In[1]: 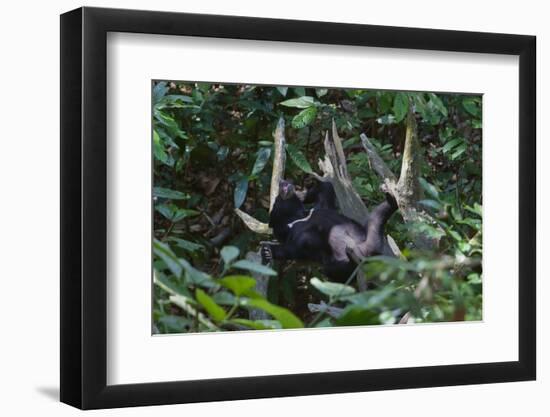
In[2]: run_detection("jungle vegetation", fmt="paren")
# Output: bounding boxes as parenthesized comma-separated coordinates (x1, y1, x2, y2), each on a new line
(152, 81, 482, 333)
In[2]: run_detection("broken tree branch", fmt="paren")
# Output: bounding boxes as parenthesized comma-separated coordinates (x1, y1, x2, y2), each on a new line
(360, 106, 441, 250)
(360, 134, 397, 183)
(386, 234, 405, 259)
(235, 117, 287, 234)
(270, 117, 287, 212)
(397, 108, 422, 207)
(315, 122, 397, 258)
(234, 209, 271, 234)
(316, 120, 370, 224)
(331, 119, 350, 179)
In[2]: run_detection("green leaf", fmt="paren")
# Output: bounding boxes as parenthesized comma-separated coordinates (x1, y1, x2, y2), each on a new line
(458, 241, 472, 253)
(156, 127, 182, 148)
(158, 315, 190, 332)
(315, 88, 328, 98)
(451, 143, 468, 160)
(155, 94, 196, 111)
(229, 319, 274, 330)
(153, 130, 169, 165)
(155, 204, 199, 222)
(467, 273, 482, 284)
(232, 260, 277, 276)
(457, 218, 482, 229)
(168, 294, 198, 313)
(336, 305, 380, 326)
(462, 98, 481, 117)
(212, 291, 238, 306)
(378, 311, 397, 325)
(276, 86, 288, 97)
(448, 229, 462, 241)
(441, 138, 463, 153)
(376, 114, 396, 125)
(180, 258, 216, 288)
(153, 187, 188, 200)
(154, 109, 185, 139)
(428, 93, 448, 117)
(293, 87, 306, 96)
(358, 107, 376, 119)
(393, 93, 409, 123)
(158, 94, 193, 104)
(279, 96, 316, 108)
(378, 91, 393, 113)
(419, 199, 442, 211)
(286, 144, 313, 174)
(220, 246, 240, 266)
(419, 178, 439, 199)
(168, 237, 205, 253)
(256, 320, 283, 329)
(465, 203, 482, 217)
(153, 239, 182, 278)
(238, 288, 264, 300)
(251, 147, 272, 176)
(412, 93, 442, 125)
(154, 271, 192, 298)
(314, 318, 333, 328)
(195, 289, 226, 321)
(234, 177, 249, 209)
(310, 277, 356, 298)
(152, 81, 169, 104)
(342, 285, 395, 309)
(175, 209, 199, 222)
(243, 298, 304, 328)
(155, 204, 174, 221)
(291, 106, 318, 129)
(220, 275, 258, 296)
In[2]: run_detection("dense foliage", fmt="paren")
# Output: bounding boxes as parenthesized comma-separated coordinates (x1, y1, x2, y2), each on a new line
(152, 81, 482, 333)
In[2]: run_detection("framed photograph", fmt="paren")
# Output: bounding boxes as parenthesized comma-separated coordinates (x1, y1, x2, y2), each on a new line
(60, 6, 536, 409)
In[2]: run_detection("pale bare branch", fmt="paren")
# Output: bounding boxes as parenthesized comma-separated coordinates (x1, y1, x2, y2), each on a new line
(270, 117, 287, 212)
(360, 108, 440, 250)
(360, 133, 397, 183)
(396, 108, 422, 207)
(386, 234, 405, 259)
(235, 117, 286, 234)
(234, 208, 271, 234)
(318, 125, 370, 224)
(331, 119, 349, 179)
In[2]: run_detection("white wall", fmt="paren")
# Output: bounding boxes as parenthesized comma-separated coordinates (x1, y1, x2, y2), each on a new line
(0, 0, 545, 415)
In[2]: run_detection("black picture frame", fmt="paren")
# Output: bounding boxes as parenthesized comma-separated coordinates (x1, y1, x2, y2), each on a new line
(60, 6, 536, 410)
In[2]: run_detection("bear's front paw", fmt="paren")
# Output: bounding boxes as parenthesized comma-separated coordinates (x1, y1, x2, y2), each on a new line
(260, 244, 273, 265)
